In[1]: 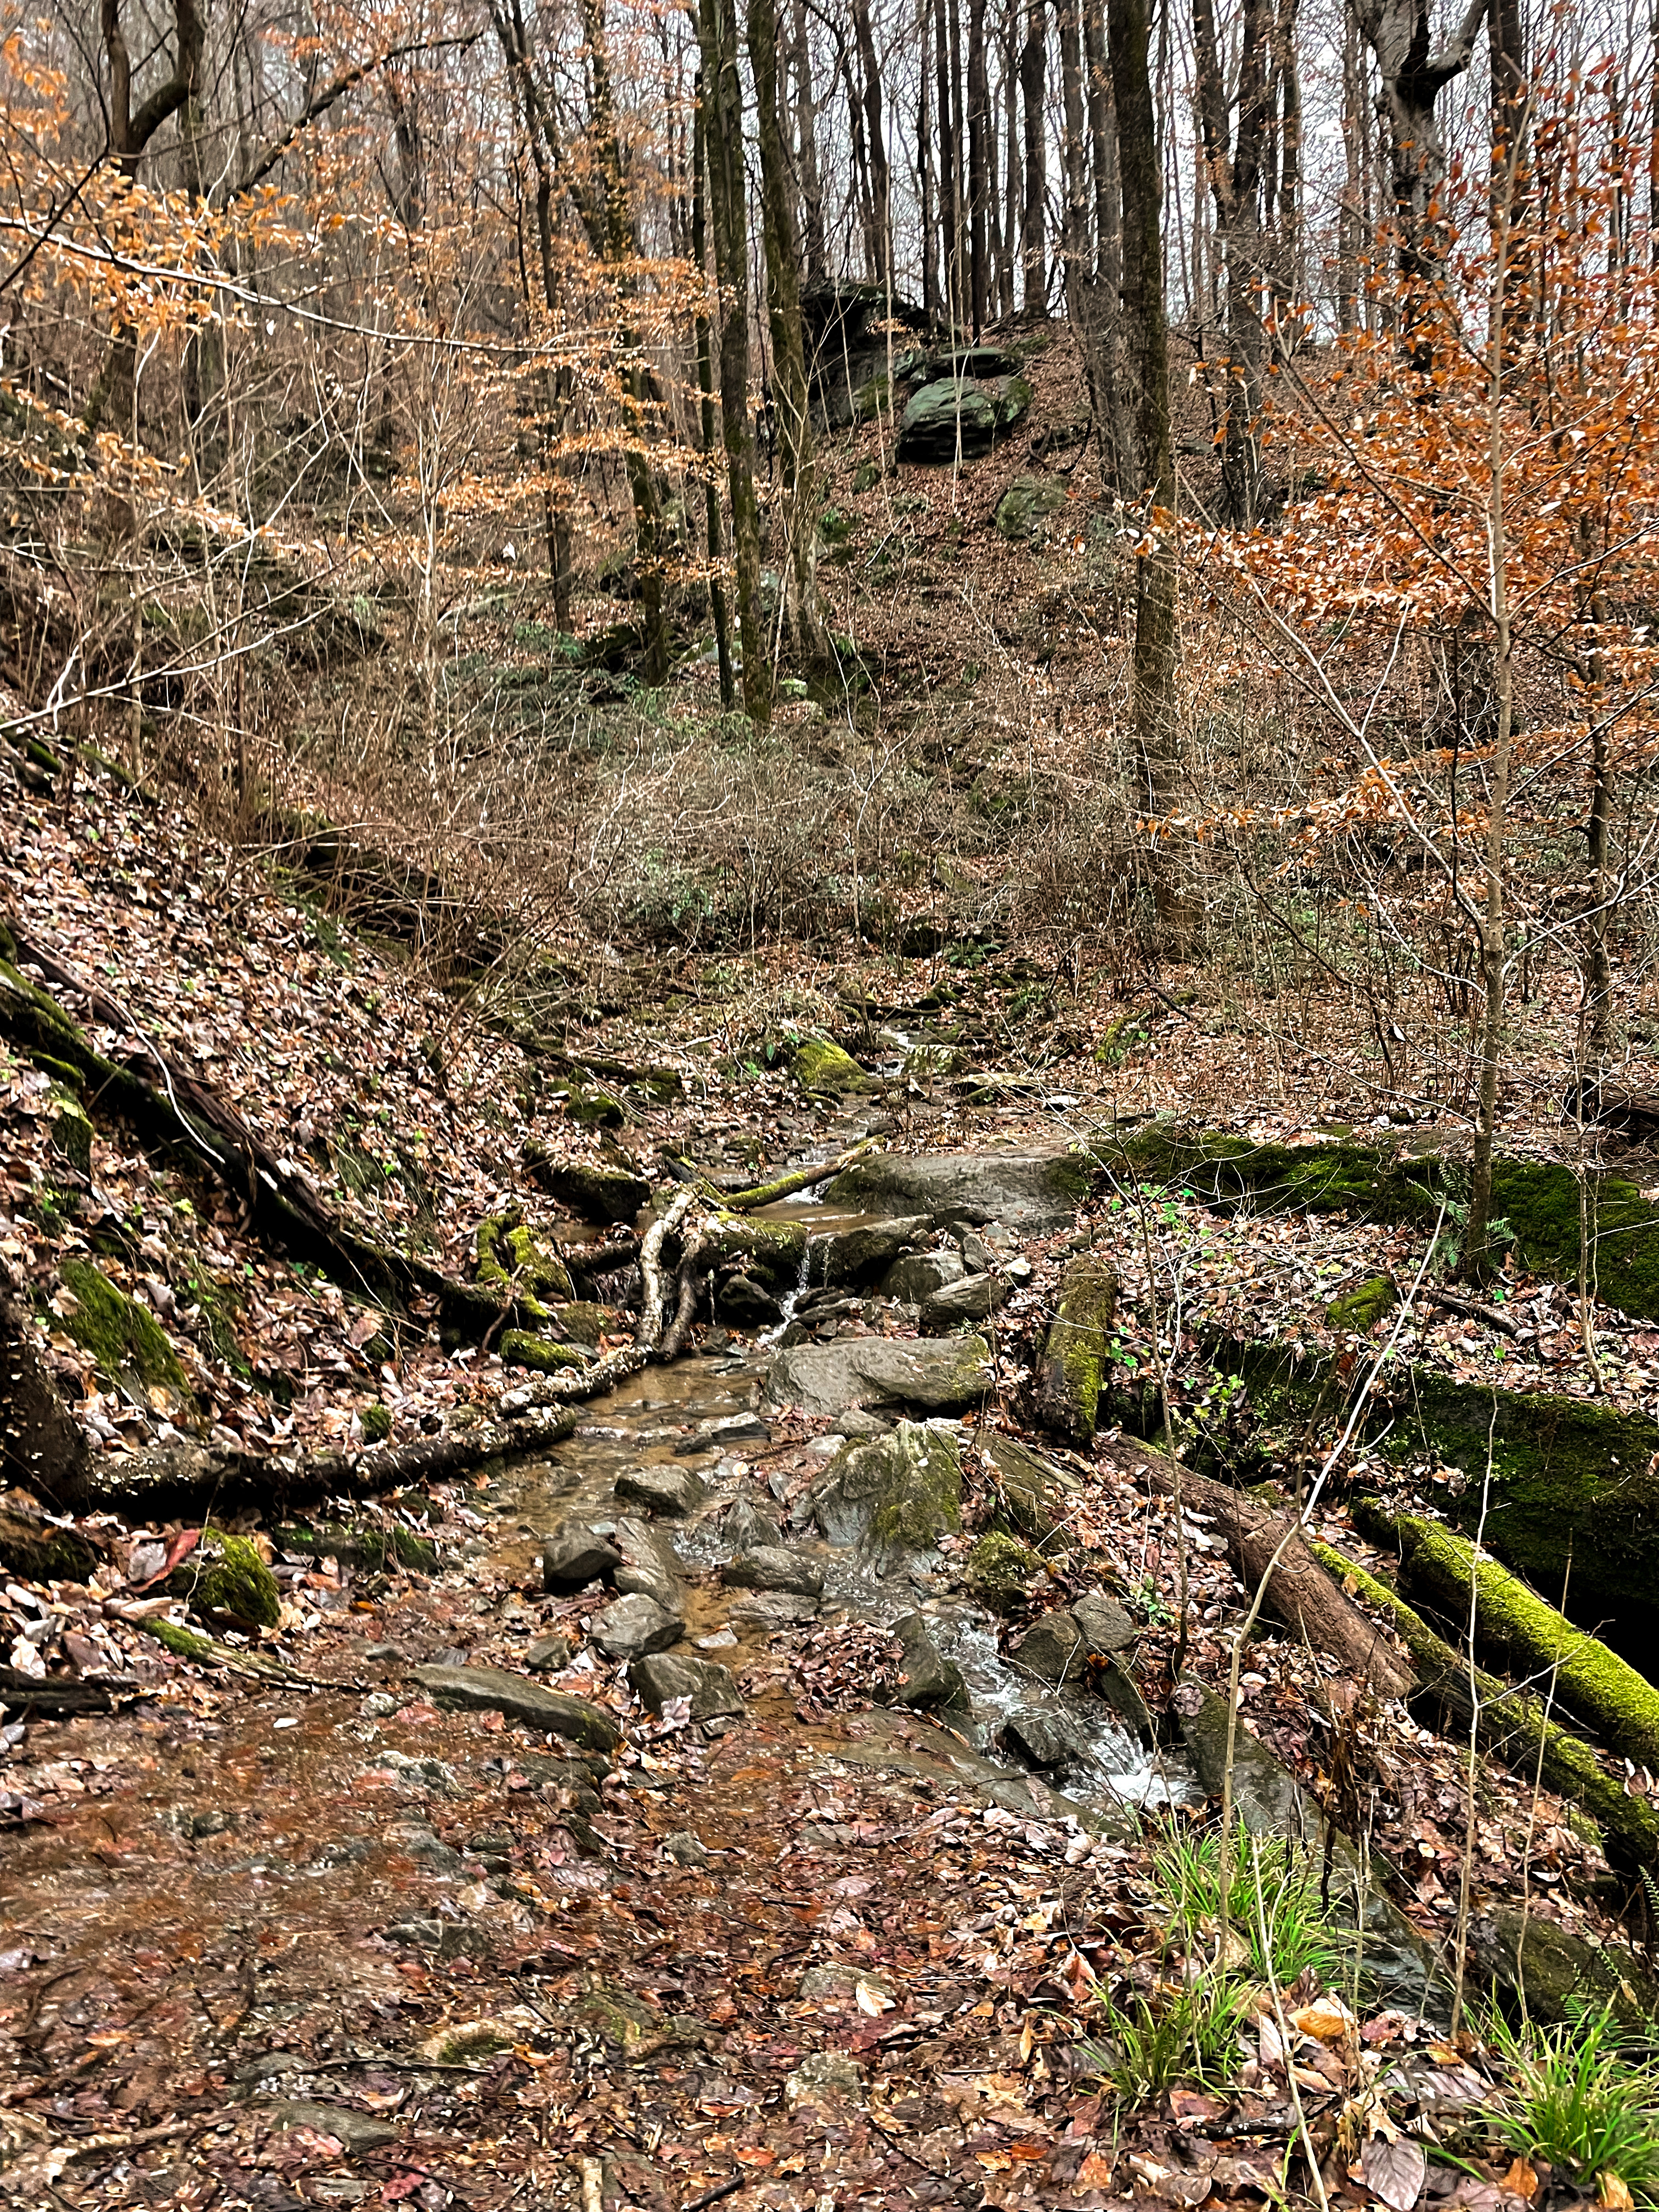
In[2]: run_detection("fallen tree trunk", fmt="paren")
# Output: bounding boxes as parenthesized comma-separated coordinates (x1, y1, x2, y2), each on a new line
(0, 921, 503, 1341)
(1307, 1539, 1659, 1873)
(713, 1138, 878, 1212)
(1376, 1509, 1659, 1775)
(1099, 1438, 1415, 1700)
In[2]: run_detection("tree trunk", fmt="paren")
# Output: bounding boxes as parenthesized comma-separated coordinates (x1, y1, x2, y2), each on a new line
(1192, 0, 1268, 524)
(999, 6, 1019, 317)
(936, 0, 962, 326)
(967, 0, 992, 331)
(692, 75, 736, 710)
(749, 0, 829, 663)
(1353, 0, 1489, 321)
(1081, 0, 1133, 488)
(789, 0, 829, 283)
(1338, 2, 1363, 334)
(851, 0, 892, 286)
(698, 0, 771, 721)
(1019, 0, 1048, 307)
(1108, 0, 1184, 929)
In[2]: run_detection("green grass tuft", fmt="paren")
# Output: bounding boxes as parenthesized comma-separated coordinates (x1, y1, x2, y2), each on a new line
(1484, 2006, 1659, 2206)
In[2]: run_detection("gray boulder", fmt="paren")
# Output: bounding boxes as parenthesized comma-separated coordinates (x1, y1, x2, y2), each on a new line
(614, 1464, 706, 1519)
(1073, 1589, 1136, 1655)
(824, 1151, 1090, 1232)
(1008, 1611, 1087, 1686)
(817, 1217, 933, 1288)
(542, 1521, 623, 1592)
(881, 1250, 965, 1303)
(728, 1589, 820, 1628)
(408, 1664, 620, 1752)
(610, 1515, 683, 1610)
(808, 1420, 962, 1568)
(723, 1546, 825, 1598)
(919, 1272, 1008, 1334)
(999, 1707, 1097, 1773)
(895, 375, 1031, 462)
(724, 1497, 783, 1551)
(765, 1333, 992, 1417)
(994, 475, 1069, 543)
(591, 1592, 682, 1658)
(630, 1651, 746, 1720)
(891, 1612, 966, 1708)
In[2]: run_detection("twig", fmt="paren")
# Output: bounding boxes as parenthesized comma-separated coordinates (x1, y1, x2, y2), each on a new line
(1424, 1288, 1527, 1341)
(681, 2177, 747, 2212)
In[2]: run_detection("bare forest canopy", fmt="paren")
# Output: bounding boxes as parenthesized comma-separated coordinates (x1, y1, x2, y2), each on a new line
(2, 0, 1659, 1268)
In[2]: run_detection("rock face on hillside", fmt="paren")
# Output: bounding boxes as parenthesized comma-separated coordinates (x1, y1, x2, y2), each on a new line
(896, 376, 1032, 461)
(825, 1152, 1089, 1231)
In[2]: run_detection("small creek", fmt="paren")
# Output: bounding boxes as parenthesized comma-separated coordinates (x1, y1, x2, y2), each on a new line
(478, 1344, 1196, 1827)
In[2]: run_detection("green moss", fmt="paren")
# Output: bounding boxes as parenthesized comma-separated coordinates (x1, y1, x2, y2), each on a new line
(476, 1216, 574, 1314)
(1041, 1256, 1119, 1437)
(274, 1518, 437, 1574)
(566, 1087, 624, 1130)
(794, 1035, 873, 1096)
(501, 1329, 591, 1375)
(523, 1152, 650, 1225)
(1325, 1274, 1398, 1330)
(146, 1617, 218, 1662)
(50, 1091, 93, 1177)
(869, 1426, 963, 1551)
(1393, 1516, 1659, 1772)
(360, 1400, 393, 1443)
(57, 1259, 189, 1407)
(168, 1526, 281, 1630)
(965, 1530, 1041, 1600)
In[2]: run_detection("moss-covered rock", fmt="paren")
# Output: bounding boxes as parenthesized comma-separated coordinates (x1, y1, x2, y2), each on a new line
(566, 1087, 625, 1130)
(57, 1259, 189, 1410)
(980, 1432, 1078, 1543)
(809, 1420, 963, 1568)
(500, 1329, 591, 1375)
(794, 1035, 874, 1096)
(965, 1530, 1042, 1601)
(274, 1517, 438, 1575)
(475, 1217, 574, 1312)
(994, 476, 1069, 543)
(523, 1150, 650, 1224)
(50, 1090, 93, 1177)
(1465, 1905, 1659, 2028)
(1037, 1255, 1119, 1438)
(360, 1400, 393, 1444)
(168, 1526, 281, 1629)
(1110, 1125, 1659, 1322)
(1325, 1274, 1398, 1330)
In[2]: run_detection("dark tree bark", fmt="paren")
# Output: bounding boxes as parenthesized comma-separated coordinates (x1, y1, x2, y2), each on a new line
(1108, 0, 1184, 932)
(789, 0, 830, 283)
(749, 0, 829, 661)
(1353, 0, 1490, 301)
(1018, 0, 1048, 307)
(1193, 0, 1269, 522)
(697, 0, 771, 721)
(1338, 0, 1364, 334)
(692, 74, 736, 709)
(851, 0, 892, 285)
(967, 0, 992, 330)
(935, 0, 962, 325)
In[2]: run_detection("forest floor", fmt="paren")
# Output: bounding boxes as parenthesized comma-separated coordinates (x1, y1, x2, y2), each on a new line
(1, 738, 1656, 2212)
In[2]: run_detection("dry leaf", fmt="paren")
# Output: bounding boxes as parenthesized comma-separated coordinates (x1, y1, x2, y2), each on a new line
(1599, 2175, 1633, 2211)
(1362, 2134, 1427, 2211)
(1079, 2152, 1116, 2190)
(854, 1978, 894, 2017)
(1500, 2159, 1537, 2200)
(1292, 1997, 1356, 2043)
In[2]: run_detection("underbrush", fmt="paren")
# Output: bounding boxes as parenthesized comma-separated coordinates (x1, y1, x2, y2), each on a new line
(1483, 2006, 1659, 2208)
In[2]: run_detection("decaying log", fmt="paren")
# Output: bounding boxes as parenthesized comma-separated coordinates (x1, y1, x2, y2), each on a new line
(1307, 1539, 1659, 1872)
(1097, 1436, 1415, 1701)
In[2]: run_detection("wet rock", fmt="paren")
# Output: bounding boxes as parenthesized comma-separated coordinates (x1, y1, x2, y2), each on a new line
(881, 1250, 965, 1302)
(715, 1274, 781, 1327)
(817, 1217, 933, 1288)
(261, 2101, 402, 2151)
(1072, 1589, 1136, 1655)
(728, 1589, 820, 1628)
(542, 1520, 623, 1591)
(824, 1150, 1091, 1232)
(724, 1497, 783, 1550)
(919, 1271, 1008, 1334)
(679, 1411, 771, 1454)
(1092, 1657, 1154, 1740)
(630, 1650, 746, 1719)
(614, 1464, 707, 1518)
(999, 1708, 1097, 1773)
(765, 1334, 992, 1417)
(524, 1633, 577, 1672)
(408, 1664, 620, 1751)
(1008, 1611, 1087, 1686)
(890, 1611, 966, 1707)
(808, 1419, 963, 1568)
(609, 1515, 684, 1609)
(723, 1546, 825, 1598)
(591, 1592, 682, 1658)
(830, 1407, 893, 1438)
(964, 1530, 1042, 1604)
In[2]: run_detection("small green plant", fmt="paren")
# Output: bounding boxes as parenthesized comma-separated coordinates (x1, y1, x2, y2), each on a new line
(1091, 1976, 1245, 2103)
(1483, 2006, 1659, 2207)
(1153, 1824, 1346, 1990)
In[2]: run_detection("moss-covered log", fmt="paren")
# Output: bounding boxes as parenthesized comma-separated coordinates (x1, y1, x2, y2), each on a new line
(712, 1137, 878, 1211)
(1381, 1513, 1659, 1774)
(1098, 1438, 1414, 1699)
(1307, 1540, 1659, 1872)
(1036, 1255, 1119, 1440)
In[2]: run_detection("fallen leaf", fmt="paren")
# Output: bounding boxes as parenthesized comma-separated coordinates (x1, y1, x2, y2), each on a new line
(1501, 2159, 1537, 2201)
(1362, 2134, 1427, 2211)
(1079, 2152, 1117, 2190)
(855, 1979, 894, 2017)
(1599, 2176, 1633, 2211)
(1293, 1997, 1356, 2043)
